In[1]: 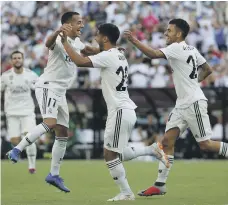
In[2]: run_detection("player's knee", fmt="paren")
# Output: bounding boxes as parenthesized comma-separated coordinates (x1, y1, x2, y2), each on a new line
(54, 124, 68, 137)
(198, 140, 211, 151)
(103, 148, 118, 161)
(43, 118, 57, 129)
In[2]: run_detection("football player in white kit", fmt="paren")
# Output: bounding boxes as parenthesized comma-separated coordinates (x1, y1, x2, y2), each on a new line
(7, 12, 100, 193)
(59, 23, 169, 201)
(124, 18, 228, 196)
(2, 51, 38, 174)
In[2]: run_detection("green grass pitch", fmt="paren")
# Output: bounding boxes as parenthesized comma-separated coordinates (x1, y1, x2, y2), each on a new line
(1, 160, 228, 205)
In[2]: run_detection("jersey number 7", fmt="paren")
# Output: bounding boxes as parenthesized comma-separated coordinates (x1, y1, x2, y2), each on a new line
(187, 55, 197, 79)
(116, 66, 128, 91)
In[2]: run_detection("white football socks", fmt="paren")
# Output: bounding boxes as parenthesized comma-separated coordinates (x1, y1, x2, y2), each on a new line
(106, 158, 132, 194)
(16, 122, 50, 151)
(155, 155, 174, 184)
(50, 137, 68, 176)
(120, 145, 158, 161)
(219, 142, 228, 157)
(26, 143, 37, 169)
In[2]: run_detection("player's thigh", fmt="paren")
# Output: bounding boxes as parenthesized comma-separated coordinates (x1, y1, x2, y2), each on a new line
(6, 116, 21, 139)
(35, 88, 60, 120)
(165, 108, 188, 137)
(104, 109, 136, 154)
(186, 100, 212, 142)
(56, 95, 69, 129)
(20, 114, 36, 134)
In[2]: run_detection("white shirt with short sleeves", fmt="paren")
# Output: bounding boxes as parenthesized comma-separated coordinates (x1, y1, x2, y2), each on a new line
(36, 36, 85, 95)
(88, 48, 137, 115)
(160, 41, 207, 108)
(1, 68, 38, 116)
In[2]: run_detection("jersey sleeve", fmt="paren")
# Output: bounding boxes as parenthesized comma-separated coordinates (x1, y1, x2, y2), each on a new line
(195, 50, 206, 67)
(51, 36, 63, 51)
(88, 51, 109, 68)
(159, 43, 180, 60)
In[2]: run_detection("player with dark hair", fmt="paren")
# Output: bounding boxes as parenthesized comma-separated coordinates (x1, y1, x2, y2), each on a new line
(124, 18, 228, 196)
(7, 11, 100, 192)
(59, 23, 169, 201)
(2, 51, 38, 174)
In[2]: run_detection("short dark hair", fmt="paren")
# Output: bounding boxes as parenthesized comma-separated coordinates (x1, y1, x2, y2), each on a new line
(98, 23, 120, 45)
(61, 11, 79, 24)
(169, 18, 190, 39)
(11, 51, 24, 59)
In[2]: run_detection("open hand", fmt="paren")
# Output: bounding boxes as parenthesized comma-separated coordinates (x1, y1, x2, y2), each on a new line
(59, 31, 67, 43)
(123, 30, 135, 42)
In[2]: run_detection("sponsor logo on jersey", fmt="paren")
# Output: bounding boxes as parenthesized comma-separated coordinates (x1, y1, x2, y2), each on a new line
(195, 134, 199, 138)
(48, 108, 52, 114)
(106, 143, 111, 148)
(65, 55, 73, 63)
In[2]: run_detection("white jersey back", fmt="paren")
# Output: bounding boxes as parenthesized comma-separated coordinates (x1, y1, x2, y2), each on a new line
(36, 36, 85, 95)
(160, 41, 207, 108)
(88, 48, 137, 115)
(1, 68, 38, 116)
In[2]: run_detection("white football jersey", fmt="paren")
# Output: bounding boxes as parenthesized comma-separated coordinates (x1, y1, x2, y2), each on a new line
(88, 48, 137, 115)
(36, 36, 85, 95)
(160, 41, 207, 108)
(1, 68, 38, 116)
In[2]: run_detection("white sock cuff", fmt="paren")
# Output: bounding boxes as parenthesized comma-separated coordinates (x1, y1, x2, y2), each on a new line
(106, 158, 121, 170)
(219, 142, 228, 157)
(55, 137, 68, 142)
(167, 155, 174, 164)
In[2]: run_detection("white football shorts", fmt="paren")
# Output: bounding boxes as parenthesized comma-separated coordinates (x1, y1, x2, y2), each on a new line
(6, 114, 36, 140)
(35, 88, 69, 128)
(165, 100, 212, 142)
(104, 109, 137, 153)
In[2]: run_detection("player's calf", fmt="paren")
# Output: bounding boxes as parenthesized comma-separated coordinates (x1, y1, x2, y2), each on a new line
(198, 140, 228, 157)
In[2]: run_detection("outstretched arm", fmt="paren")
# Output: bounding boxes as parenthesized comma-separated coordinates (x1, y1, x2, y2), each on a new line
(60, 31, 93, 67)
(198, 62, 213, 83)
(124, 30, 166, 59)
(81, 46, 100, 56)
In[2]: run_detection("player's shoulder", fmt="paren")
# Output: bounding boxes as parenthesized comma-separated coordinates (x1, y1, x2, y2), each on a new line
(1, 69, 12, 77)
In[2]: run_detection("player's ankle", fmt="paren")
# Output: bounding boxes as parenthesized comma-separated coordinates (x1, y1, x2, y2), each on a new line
(154, 182, 166, 186)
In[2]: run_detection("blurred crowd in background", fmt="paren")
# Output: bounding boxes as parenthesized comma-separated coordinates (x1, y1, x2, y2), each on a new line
(1, 1, 228, 88)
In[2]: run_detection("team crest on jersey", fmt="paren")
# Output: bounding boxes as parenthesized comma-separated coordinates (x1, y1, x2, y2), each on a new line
(48, 108, 52, 114)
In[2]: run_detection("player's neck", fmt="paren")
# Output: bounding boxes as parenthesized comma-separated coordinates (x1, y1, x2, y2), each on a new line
(68, 35, 76, 40)
(176, 39, 185, 43)
(103, 44, 116, 51)
(13, 67, 23, 74)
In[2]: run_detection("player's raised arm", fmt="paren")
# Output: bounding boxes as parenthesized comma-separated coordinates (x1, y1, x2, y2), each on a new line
(198, 62, 213, 83)
(124, 30, 165, 59)
(45, 24, 72, 49)
(60, 31, 93, 67)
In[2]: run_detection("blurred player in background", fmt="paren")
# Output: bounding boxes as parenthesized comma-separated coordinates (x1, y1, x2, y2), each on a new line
(60, 23, 169, 201)
(7, 11, 100, 193)
(124, 18, 228, 196)
(1, 51, 38, 174)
